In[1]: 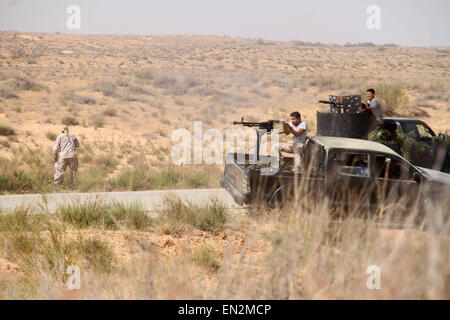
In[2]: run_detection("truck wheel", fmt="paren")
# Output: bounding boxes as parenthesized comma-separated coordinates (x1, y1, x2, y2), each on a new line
(267, 187, 294, 209)
(267, 191, 284, 209)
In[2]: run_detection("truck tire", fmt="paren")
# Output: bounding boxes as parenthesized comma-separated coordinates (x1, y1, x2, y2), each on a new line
(267, 184, 295, 209)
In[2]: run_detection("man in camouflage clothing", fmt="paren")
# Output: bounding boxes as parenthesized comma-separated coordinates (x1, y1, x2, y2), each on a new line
(53, 126, 80, 187)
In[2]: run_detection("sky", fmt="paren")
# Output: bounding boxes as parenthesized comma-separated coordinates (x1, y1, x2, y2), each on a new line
(0, 0, 449, 46)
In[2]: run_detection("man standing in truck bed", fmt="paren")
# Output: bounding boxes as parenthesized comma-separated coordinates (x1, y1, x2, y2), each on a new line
(362, 88, 383, 126)
(280, 111, 307, 173)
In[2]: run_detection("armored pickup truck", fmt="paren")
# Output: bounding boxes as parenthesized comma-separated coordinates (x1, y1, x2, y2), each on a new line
(371, 118, 449, 173)
(220, 136, 450, 215)
(317, 96, 449, 173)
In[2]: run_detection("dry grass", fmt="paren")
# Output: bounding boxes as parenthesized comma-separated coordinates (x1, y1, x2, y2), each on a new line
(191, 245, 223, 272)
(157, 197, 228, 235)
(0, 139, 222, 194)
(0, 86, 19, 99)
(0, 32, 448, 299)
(57, 200, 152, 231)
(108, 165, 221, 191)
(92, 80, 117, 97)
(0, 33, 448, 183)
(0, 193, 448, 299)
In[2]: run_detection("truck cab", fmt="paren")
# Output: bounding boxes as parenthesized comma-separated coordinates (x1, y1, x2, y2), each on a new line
(380, 118, 449, 172)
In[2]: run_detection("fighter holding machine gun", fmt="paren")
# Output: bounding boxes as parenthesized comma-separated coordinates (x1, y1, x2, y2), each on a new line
(233, 112, 307, 174)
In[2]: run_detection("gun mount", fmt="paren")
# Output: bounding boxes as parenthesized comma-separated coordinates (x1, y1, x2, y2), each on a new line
(317, 95, 377, 139)
(318, 100, 344, 112)
(232, 118, 284, 165)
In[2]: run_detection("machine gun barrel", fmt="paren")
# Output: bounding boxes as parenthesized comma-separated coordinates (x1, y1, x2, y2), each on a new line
(318, 100, 344, 106)
(232, 117, 280, 131)
(319, 100, 346, 114)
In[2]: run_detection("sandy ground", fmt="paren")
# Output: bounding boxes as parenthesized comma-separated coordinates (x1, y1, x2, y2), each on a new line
(0, 32, 448, 299)
(0, 32, 448, 176)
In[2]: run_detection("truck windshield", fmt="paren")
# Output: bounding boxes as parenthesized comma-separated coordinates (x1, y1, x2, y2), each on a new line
(375, 155, 412, 180)
(416, 123, 435, 140)
(331, 152, 369, 177)
(401, 122, 419, 138)
(401, 121, 435, 140)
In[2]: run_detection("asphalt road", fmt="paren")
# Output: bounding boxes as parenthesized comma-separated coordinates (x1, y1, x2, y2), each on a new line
(0, 188, 240, 214)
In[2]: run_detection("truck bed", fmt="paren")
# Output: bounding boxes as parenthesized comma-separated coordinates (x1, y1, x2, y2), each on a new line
(220, 153, 302, 206)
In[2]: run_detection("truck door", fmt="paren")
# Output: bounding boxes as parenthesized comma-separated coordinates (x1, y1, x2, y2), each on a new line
(327, 151, 374, 212)
(401, 121, 435, 168)
(372, 154, 421, 218)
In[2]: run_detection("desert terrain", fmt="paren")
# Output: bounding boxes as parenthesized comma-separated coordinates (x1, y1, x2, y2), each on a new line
(0, 32, 449, 193)
(0, 32, 449, 299)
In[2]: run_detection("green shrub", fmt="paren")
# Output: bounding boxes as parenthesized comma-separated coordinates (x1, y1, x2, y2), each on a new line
(0, 123, 15, 136)
(45, 131, 57, 141)
(9, 75, 47, 92)
(94, 154, 118, 173)
(92, 81, 117, 97)
(191, 245, 223, 272)
(0, 168, 34, 193)
(0, 86, 19, 99)
(62, 116, 79, 126)
(76, 167, 106, 192)
(153, 75, 177, 89)
(445, 131, 450, 157)
(57, 200, 151, 230)
(78, 239, 116, 273)
(92, 115, 104, 128)
(0, 208, 50, 232)
(150, 167, 208, 188)
(158, 197, 228, 234)
(103, 106, 117, 117)
(1, 221, 116, 290)
(121, 202, 153, 230)
(0, 146, 55, 194)
(108, 166, 212, 191)
(60, 90, 97, 105)
(20, 147, 55, 193)
(135, 70, 154, 81)
(109, 169, 146, 191)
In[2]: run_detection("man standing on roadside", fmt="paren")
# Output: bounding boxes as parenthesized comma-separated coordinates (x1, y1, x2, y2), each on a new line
(53, 126, 80, 187)
(362, 88, 383, 126)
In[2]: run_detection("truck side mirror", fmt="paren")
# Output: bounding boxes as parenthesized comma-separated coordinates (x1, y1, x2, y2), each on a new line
(438, 133, 445, 143)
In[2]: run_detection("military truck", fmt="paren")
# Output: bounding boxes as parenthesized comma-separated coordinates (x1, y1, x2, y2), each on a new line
(317, 95, 449, 173)
(220, 135, 450, 213)
(221, 95, 450, 217)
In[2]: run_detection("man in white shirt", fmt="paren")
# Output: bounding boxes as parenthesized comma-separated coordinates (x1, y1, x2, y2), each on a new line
(362, 88, 383, 125)
(280, 111, 307, 173)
